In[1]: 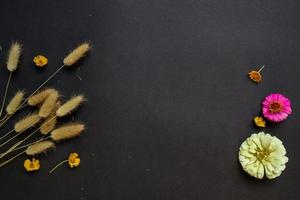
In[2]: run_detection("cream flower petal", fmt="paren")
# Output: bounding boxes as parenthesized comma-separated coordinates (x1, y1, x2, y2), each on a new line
(239, 132, 288, 179)
(257, 162, 264, 179)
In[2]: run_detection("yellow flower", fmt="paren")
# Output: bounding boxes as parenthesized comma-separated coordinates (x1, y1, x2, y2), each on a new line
(248, 65, 265, 83)
(68, 153, 80, 168)
(49, 152, 81, 174)
(33, 55, 48, 67)
(254, 116, 266, 127)
(239, 132, 288, 179)
(24, 158, 40, 172)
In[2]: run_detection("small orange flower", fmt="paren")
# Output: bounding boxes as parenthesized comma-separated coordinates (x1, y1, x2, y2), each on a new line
(248, 71, 262, 82)
(33, 55, 48, 67)
(68, 153, 80, 168)
(24, 158, 40, 172)
(254, 116, 266, 127)
(248, 65, 265, 83)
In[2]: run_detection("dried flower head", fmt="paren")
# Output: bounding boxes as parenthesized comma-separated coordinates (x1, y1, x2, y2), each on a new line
(25, 140, 55, 156)
(248, 71, 262, 82)
(68, 153, 80, 168)
(14, 113, 42, 132)
(51, 123, 85, 141)
(7, 42, 22, 72)
(63, 42, 91, 66)
(56, 95, 85, 117)
(49, 152, 81, 173)
(33, 55, 48, 67)
(6, 90, 25, 115)
(254, 116, 266, 128)
(24, 158, 40, 172)
(248, 65, 264, 83)
(28, 88, 57, 106)
(239, 132, 288, 179)
(40, 101, 60, 135)
(38, 91, 59, 118)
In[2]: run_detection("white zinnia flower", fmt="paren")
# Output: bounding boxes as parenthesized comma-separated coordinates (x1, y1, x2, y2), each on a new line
(239, 132, 288, 179)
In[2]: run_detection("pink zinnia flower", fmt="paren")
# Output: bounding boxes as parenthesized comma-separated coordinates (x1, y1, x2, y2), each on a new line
(262, 93, 292, 122)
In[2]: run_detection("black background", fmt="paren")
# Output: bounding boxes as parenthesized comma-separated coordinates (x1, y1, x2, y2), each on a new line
(0, 0, 300, 199)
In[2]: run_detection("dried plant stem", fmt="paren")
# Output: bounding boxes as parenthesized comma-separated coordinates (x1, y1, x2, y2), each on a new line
(0, 136, 44, 157)
(258, 65, 265, 73)
(0, 150, 25, 168)
(1, 116, 56, 157)
(0, 113, 8, 123)
(18, 103, 28, 110)
(0, 140, 23, 160)
(0, 72, 12, 117)
(49, 160, 68, 174)
(0, 65, 65, 128)
(0, 130, 24, 148)
(0, 103, 27, 125)
(0, 129, 14, 141)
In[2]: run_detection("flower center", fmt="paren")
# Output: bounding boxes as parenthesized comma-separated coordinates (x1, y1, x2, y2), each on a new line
(70, 158, 75, 163)
(256, 149, 270, 161)
(29, 163, 35, 168)
(269, 102, 282, 113)
(252, 73, 259, 79)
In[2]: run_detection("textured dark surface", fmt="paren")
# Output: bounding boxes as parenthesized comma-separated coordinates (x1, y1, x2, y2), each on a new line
(0, 0, 300, 199)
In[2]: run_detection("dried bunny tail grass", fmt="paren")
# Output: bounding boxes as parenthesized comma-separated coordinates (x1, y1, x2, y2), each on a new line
(38, 91, 59, 118)
(63, 42, 91, 66)
(51, 123, 85, 141)
(25, 140, 55, 156)
(40, 101, 61, 135)
(6, 90, 25, 115)
(40, 116, 58, 135)
(6, 42, 22, 72)
(28, 88, 57, 106)
(56, 95, 85, 117)
(14, 113, 42, 133)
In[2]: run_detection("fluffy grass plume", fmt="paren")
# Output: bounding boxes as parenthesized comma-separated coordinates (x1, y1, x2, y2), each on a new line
(25, 140, 55, 156)
(6, 90, 25, 115)
(56, 95, 85, 117)
(63, 42, 91, 66)
(38, 91, 59, 118)
(14, 113, 41, 133)
(6, 42, 22, 72)
(51, 123, 85, 141)
(28, 88, 56, 106)
(40, 101, 60, 135)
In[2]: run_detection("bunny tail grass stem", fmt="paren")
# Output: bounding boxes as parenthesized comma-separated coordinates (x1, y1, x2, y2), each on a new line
(0, 136, 45, 157)
(0, 140, 23, 159)
(0, 131, 37, 159)
(20, 64, 64, 107)
(0, 72, 12, 117)
(2, 116, 56, 155)
(49, 160, 68, 174)
(19, 103, 28, 110)
(0, 136, 44, 156)
(0, 65, 65, 128)
(0, 102, 29, 128)
(0, 150, 25, 168)
(0, 113, 8, 123)
(0, 129, 14, 141)
(0, 136, 50, 159)
(0, 130, 23, 147)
